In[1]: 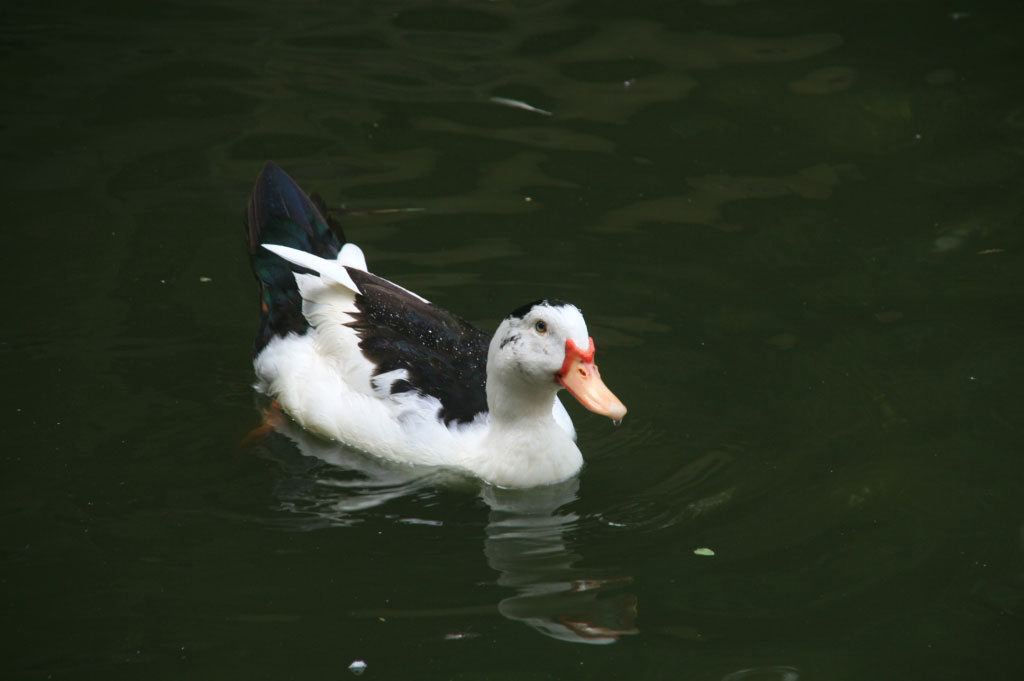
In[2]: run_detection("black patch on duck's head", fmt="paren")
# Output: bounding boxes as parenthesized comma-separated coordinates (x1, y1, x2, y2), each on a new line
(507, 299, 572, 320)
(499, 333, 520, 349)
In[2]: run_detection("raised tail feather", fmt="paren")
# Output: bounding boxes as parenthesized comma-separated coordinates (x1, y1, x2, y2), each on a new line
(246, 161, 346, 354)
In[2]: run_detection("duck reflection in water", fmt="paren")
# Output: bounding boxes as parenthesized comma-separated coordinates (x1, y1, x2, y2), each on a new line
(482, 482, 638, 644)
(244, 402, 638, 644)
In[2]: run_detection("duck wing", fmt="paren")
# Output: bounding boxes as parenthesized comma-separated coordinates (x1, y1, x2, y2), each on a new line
(345, 268, 490, 426)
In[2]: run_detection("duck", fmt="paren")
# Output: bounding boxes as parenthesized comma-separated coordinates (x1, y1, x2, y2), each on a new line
(245, 161, 626, 488)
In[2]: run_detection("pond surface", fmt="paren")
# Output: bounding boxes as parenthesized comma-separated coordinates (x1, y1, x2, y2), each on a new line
(2, 1, 1023, 679)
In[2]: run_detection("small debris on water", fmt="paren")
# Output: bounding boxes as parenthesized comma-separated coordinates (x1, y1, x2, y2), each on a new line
(348, 660, 368, 675)
(199, 276, 212, 283)
(489, 96, 552, 116)
(693, 547, 715, 557)
(344, 207, 424, 216)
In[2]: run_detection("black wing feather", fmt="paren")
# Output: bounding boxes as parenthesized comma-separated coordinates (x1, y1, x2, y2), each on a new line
(345, 269, 490, 425)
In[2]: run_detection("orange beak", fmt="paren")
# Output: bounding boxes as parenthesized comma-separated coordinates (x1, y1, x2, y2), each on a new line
(556, 337, 627, 422)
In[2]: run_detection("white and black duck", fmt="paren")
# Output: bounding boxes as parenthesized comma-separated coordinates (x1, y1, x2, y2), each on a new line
(246, 162, 626, 488)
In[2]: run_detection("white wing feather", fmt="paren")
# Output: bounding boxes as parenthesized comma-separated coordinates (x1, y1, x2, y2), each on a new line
(262, 243, 361, 294)
(338, 243, 368, 271)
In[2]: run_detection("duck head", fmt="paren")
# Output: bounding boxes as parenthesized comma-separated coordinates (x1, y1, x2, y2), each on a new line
(487, 300, 626, 422)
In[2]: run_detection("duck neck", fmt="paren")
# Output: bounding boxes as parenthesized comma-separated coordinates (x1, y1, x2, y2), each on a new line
(479, 377, 581, 487)
(486, 375, 560, 429)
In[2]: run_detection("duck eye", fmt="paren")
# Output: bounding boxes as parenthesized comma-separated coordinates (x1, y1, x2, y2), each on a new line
(534, 320, 547, 334)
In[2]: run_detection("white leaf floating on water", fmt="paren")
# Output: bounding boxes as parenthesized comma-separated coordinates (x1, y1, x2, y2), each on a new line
(693, 547, 715, 556)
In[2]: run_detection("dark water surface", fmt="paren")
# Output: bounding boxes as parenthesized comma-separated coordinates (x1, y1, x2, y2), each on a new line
(3, 0, 1023, 679)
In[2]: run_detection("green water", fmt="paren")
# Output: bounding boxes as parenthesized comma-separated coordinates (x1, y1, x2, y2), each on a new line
(2, 0, 1022, 678)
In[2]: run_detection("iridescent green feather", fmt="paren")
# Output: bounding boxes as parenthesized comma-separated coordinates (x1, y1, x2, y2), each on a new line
(245, 162, 345, 354)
